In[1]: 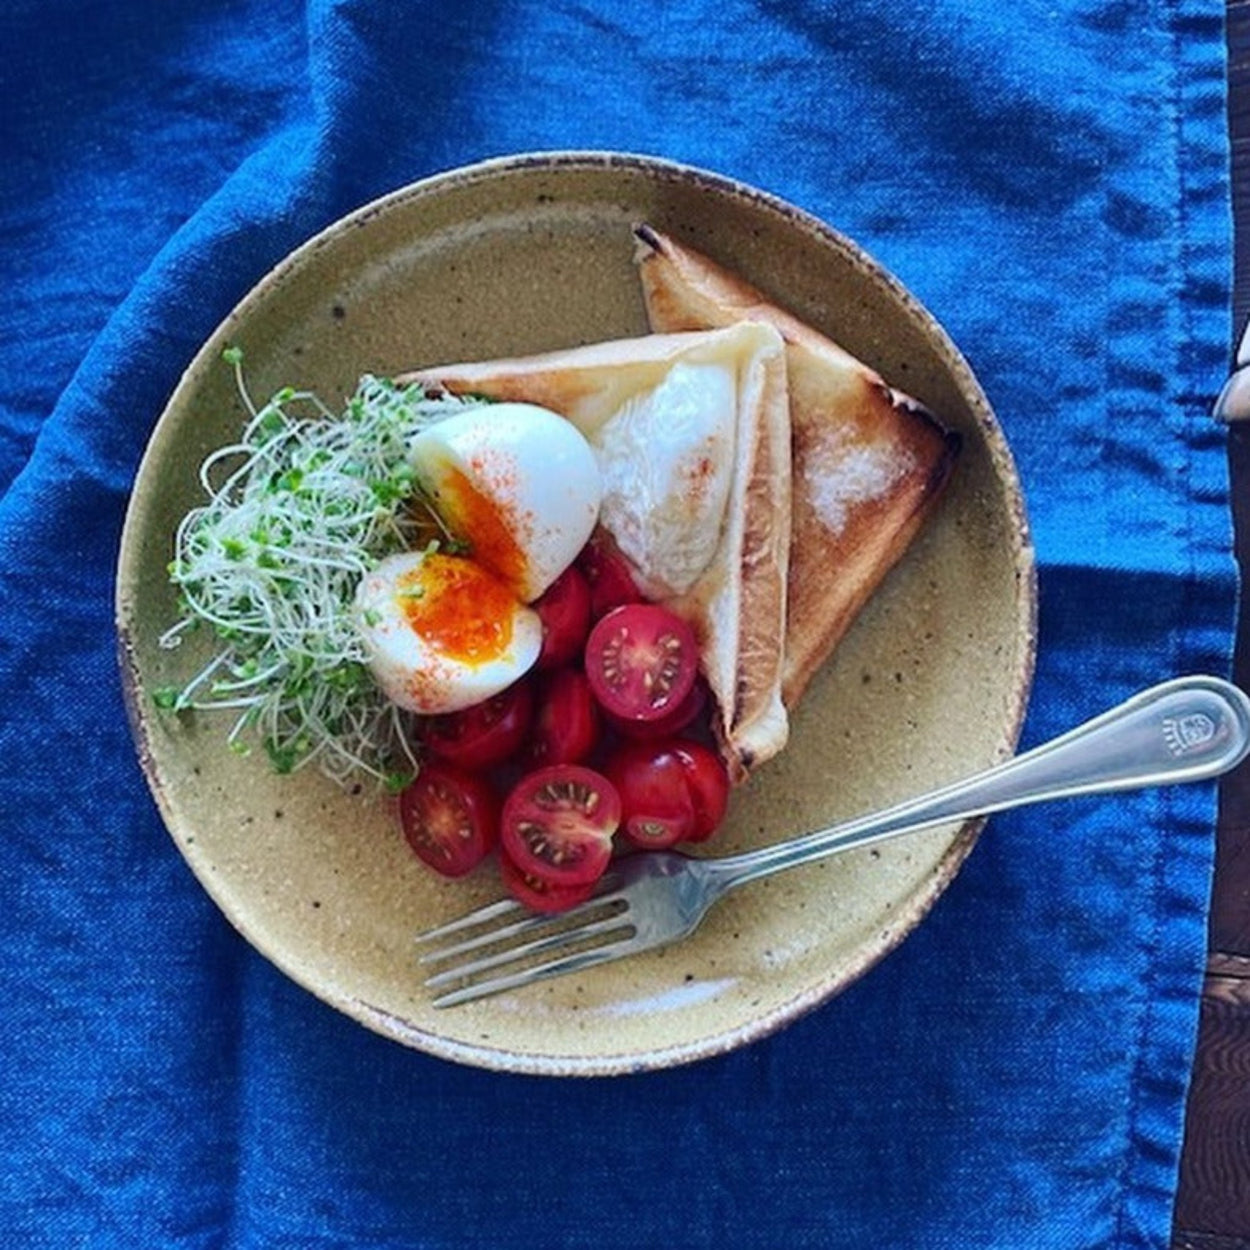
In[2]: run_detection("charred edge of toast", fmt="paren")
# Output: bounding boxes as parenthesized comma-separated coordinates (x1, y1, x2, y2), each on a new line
(633, 221, 666, 257)
(732, 672, 756, 769)
(886, 384, 963, 502)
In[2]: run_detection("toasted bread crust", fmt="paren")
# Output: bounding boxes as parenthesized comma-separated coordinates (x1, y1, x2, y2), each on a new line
(400, 324, 791, 780)
(634, 225, 959, 709)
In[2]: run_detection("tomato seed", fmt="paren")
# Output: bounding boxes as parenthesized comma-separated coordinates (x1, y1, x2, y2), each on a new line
(517, 819, 579, 865)
(536, 779, 596, 810)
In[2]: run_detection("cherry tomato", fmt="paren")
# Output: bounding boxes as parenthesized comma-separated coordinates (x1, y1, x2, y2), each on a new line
(576, 528, 644, 618)
(399, 762, 499, 878)
(499, 851, 598, 914)
(604, 741, 696, 848)
(605, 738, 730, 848)
(421, 679, 533, 770)
(603, 678, 708, 741)
(669, 740, 730, 842)
(501, 764, 621, 887)
(527, 667, 601, 766)
(534, 565, 592, 670)
(585, 603, 699, 724)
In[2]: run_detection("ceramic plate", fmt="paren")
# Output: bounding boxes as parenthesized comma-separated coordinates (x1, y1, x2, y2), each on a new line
(116, 152, 1036, 1076)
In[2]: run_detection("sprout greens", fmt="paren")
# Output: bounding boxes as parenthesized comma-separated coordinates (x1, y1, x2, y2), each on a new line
(156, 349, 476, 788)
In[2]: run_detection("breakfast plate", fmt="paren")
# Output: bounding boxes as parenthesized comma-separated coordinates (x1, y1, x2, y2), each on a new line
(116, 151, 1036, 1076)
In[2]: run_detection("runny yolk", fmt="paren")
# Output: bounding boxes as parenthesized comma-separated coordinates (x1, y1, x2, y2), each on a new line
(435, 463, 530, 595)
(396, 553, 517, 664)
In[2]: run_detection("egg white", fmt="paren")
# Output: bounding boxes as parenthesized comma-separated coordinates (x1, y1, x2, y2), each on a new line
(409, 402, 601, 602)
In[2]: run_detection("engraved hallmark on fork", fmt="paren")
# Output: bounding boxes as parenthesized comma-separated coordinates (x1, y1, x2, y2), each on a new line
(1162, 713, 1218, 756)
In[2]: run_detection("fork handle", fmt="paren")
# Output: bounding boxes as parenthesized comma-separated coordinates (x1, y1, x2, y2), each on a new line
(704, 675, 1250, 893)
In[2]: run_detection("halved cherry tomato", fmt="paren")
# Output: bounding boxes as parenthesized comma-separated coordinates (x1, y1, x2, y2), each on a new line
(603, 678, 708, 742)
(585, 603, 699, 724)
(527, 667, 601, 766)
(534, 565, 592, 670)
(501, 764, 620, 887)
(499, 851, 597, 914)
(399, 762, 499, 877)
(420, 679, 533, 770)
(576, 528, 644, 619)
(605, 738, 730, 848)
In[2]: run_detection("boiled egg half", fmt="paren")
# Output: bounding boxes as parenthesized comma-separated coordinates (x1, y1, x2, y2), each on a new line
(354, 402, 602, 714)
(355, 549, 543, 713)
(408, 402, 601, 603)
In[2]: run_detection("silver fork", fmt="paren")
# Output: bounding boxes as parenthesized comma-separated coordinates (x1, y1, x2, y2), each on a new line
(416, 675, 1250, 1007)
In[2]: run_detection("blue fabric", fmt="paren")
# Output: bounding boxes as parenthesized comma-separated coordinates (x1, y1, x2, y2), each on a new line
(0, 1, 1235, 1246)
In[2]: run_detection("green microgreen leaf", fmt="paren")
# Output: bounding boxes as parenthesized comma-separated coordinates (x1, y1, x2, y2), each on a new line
(384, 770, 415, 794)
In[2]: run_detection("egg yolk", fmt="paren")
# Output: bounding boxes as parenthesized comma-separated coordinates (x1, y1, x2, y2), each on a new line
(397, 553, 518, 663)
(432, 462, 531, 596)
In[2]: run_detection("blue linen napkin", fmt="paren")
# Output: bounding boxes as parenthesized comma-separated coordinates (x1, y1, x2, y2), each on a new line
(0, 1, 1235, 1246)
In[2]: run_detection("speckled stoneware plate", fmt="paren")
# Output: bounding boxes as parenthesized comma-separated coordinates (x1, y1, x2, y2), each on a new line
(116, 151, 1036, 1076)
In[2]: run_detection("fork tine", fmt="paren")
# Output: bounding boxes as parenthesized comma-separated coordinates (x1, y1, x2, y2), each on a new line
(420, 900, 630, 965)
(430, 938, 637, 1008)
(419, 909, 561, 966)
(414, 896, 526, 945)
(424, 913, 634, 988)
(415, 867, 627, 949)
(419, 893, 624, 966)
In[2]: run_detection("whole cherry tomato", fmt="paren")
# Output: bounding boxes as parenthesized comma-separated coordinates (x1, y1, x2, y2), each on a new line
(576, 528, 644, 619)
(527, 667, 601, 767)
(420, 680, 534, 770)
(605, 738, 729, 848)
(534, 565, 593, 670)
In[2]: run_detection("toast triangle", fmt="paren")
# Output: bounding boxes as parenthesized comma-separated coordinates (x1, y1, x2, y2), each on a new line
(634, 225, 960, 708)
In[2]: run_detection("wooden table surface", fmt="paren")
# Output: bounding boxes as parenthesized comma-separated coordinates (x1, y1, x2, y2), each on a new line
(1172, 4, 1250, 1244)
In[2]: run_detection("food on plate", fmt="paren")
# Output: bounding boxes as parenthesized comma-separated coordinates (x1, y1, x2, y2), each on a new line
(500, 763, 621, 894)
(498, 850, 600, 914)
(525, 666, 600, 767)
(406, 401, 601, 602)
(422, 680, 535, 770)
(634, 224, 961, 706)
(402, 320, 792, 781)
(605, 737, 730, 849)
(158, 224, 960, 914)
(399, 759, 500, 878)
(583, 603, 699, 726)
(532, 565, 592, 670)
(576, 528, 644, 618)
(354, 549, 544, 714)
(354, 401, 603, 714)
